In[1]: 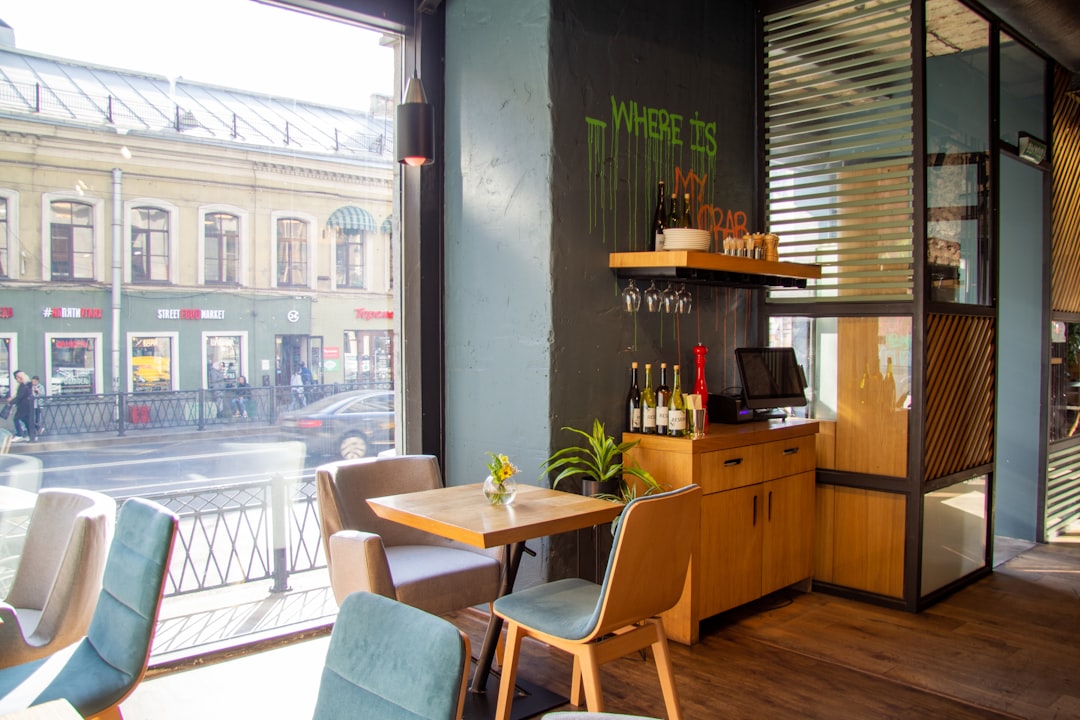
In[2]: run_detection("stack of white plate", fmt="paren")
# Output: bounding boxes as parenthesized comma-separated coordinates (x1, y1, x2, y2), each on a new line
(662, 228, 712, 251)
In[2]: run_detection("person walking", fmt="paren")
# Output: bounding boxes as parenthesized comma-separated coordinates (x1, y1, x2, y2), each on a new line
(6, 370, 33, 441)
(30, 375, 44, 435)
(290, 368, 305, 410)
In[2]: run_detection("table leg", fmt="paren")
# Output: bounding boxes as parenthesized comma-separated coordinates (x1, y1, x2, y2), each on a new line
(470, 540, 523, 694)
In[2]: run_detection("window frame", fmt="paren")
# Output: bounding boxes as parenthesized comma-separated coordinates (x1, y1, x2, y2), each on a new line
(125, 199, 179, 285)
(0, 189, 18, 279)
(197, 204, 249, 286)
(127, 332, 180, 393)
(271, 211, 316, 289)
(44, 331, 103, 397)
(42, 193, 105, 283)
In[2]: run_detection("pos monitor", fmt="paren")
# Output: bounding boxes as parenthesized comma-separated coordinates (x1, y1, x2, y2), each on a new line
(734, 347, 808, 416)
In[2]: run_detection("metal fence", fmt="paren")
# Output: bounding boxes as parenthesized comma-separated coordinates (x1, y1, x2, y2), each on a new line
(30, 382, 390, 440)
(119, 469, 324, 597)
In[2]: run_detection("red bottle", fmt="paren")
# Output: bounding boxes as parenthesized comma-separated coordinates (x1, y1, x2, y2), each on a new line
(693, 343, 708, 432)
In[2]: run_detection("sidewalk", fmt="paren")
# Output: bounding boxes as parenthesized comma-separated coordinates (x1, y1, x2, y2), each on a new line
(10, 418, 284, 454)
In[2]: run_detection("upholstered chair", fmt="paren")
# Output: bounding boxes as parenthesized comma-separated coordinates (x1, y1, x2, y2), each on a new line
(0, 497, 178, 719)
(493, 485, 703, 720)
(316, 455, 505, 615)
(313, 591, 470, 720)
(0, 488, 116, 669)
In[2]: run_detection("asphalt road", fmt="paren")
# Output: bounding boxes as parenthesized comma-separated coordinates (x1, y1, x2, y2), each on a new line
(33, 434, 331, 496)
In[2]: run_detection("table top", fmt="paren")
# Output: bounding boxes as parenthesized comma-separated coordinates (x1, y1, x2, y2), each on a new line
(367, 483, 623, 549)
(0, 700, 81, 720)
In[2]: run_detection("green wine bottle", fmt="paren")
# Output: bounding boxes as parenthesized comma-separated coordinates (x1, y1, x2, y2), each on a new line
(641, 363, 657, 434)
(656, 362, 671, 435)
(626, 361, 642, 433)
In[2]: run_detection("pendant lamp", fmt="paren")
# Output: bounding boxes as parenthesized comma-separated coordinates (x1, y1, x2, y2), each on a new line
(396, 73, 434, 166)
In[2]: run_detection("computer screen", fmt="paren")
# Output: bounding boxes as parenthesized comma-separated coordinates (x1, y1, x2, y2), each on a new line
(734, 347, 807, 410)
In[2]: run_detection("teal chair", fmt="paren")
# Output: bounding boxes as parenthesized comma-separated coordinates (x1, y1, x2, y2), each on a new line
(494, 485, 702, 720)
(313, 591, 471, 720)
(0, 497, 178, 719)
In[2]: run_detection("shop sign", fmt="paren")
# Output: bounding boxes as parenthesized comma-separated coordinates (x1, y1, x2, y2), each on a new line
(157, 308, 226, 320)
(323, 359, 339, 372)
(355, 308, 393, 320)
(323, 346, 340, 359)
(42, 307, 102, 319)
(0, 307, 12, 319)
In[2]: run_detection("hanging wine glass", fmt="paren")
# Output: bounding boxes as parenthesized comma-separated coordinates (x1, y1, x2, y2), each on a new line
(677, 283, 693, 314)
(644, 281, 662, 313)
(621, 278, 642, 313)
(661, 283, 678, 314)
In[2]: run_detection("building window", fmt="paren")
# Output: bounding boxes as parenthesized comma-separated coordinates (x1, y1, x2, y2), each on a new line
(131, 206, 171, 283)
(204, 212, 239, 284)
(46, 334, 101, 396)
(204, 333, 246, 388)
(129, 334, 176, 392)
(277, 217, 309, 287)
(336, 233, 365, 288)
(0, 198, 7, 278)
(50, 200, 95, 281)
(0, 335, 15, 398)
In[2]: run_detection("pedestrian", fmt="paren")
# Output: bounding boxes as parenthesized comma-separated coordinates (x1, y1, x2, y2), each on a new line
(232, 375, 251, 418)
(299, 361, 313, 386)
(208, 361, 227, 417)
(6, 370, 33, 441)
(30, 375, 44, 435)
(290, 368, 305, 410)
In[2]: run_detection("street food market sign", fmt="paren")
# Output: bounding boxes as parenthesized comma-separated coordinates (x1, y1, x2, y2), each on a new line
(157, 308, 226, 320)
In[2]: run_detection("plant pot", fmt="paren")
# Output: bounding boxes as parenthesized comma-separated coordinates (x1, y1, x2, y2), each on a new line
(581, 478, 617, 498)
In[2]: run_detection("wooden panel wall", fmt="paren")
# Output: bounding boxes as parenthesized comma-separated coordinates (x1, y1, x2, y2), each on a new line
(924, 313, 996, 481)
(1051, 66, 1080, 312)
(814, 485, 905, 598)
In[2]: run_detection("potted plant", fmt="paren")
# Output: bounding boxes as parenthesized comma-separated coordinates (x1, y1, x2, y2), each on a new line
(541, 418, 663, 503)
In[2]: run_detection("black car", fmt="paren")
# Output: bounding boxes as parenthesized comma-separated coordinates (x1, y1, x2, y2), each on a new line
(278, 389, 394, 459)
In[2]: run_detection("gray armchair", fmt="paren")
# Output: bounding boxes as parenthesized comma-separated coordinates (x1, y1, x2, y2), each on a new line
(316, 455, 505, 616)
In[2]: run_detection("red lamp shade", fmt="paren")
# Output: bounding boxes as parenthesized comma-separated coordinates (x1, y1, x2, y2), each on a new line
(396, 75, 434, 166)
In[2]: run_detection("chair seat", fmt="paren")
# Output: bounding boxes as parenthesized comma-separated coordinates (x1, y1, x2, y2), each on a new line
(388, 545, 502, 616)
(493, 578, 600, 640)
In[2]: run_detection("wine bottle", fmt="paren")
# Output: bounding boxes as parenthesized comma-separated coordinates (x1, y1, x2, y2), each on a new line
(679, 192, 692, 228)
(641, 363, 657, 434)
(656, 362, 671, 435)
(692, 343, 708, 433)
(667, 364, 686, 437)
(668, 192, 679, 230)
(650, 181, 666, 252)
(627, 361, 642, 433)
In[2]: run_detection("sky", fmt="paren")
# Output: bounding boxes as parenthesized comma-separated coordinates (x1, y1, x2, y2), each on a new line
(0, 0, 397, 111)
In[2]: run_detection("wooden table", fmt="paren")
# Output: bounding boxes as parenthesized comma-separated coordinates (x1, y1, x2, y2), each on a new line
(368, 483, 622, 715)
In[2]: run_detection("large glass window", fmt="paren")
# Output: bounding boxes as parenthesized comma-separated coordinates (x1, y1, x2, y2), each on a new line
(922, 476, 988, 596)
(131, 206, 171, 283)
(1049, 320, 1080, 443)
(46, 334, 99, 396)
(204, 212, 239, 284)
(999, 33, 1047, 150)
(336, 232, 366, 288)
(344, 330, 393, 384)
(129, 334, 176, 392)
(277, 218, 309, 287)
(50, 200, 95, 281)
(926, 0, 991, 306)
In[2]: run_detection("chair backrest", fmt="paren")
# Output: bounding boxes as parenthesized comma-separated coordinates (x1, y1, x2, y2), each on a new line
(316, 455, 451, 555)
(4, 489, 116, 652)
(313, 591, 469, 720)
(589, 485, 702, 639)
(82, 497, 177, 704)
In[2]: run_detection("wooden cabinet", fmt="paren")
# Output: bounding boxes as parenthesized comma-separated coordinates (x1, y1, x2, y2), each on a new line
(624, 419, 817, 644)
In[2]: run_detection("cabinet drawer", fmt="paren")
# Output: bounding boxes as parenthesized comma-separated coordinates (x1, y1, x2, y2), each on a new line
(761, 435, 816, 479)
(698, 445, 762, 493)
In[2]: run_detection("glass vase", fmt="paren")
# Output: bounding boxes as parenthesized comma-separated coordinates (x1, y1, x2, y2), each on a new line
(483, 475, 517, 505)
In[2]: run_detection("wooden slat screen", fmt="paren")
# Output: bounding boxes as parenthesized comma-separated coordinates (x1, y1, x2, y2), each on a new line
(1051, 65, 1080, 312)
(764, 0, 914, 302)
(1047, 442, 1080, 538)
(924, 313, 995, 482)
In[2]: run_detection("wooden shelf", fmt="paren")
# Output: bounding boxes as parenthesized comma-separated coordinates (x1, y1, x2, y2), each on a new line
(609, 251, 821, 288)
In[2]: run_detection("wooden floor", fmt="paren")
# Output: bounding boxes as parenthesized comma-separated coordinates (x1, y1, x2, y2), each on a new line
(125, 535, 1080, 720)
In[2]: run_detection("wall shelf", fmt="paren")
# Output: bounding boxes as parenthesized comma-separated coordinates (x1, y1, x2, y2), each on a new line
(609, 251, 822, 289)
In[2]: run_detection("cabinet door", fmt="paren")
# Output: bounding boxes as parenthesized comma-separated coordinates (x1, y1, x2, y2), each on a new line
(761, 471, 816, 595)
(700, 485, 763, 618)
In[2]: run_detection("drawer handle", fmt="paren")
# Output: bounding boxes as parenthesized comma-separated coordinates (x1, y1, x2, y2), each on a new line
(723, 458, 743, 467)
(782, 447, 800, 455)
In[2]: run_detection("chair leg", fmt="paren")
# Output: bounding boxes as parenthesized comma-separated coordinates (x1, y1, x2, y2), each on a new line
(86, 706, 123, 720)
(494, 622, 525, 720)
(649, 620, 682, 720)
(569, 654, 585, 707)
(574, 645, 605, 713)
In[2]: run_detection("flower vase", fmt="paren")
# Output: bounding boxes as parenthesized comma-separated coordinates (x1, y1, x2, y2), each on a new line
(483, 475, 517, 505)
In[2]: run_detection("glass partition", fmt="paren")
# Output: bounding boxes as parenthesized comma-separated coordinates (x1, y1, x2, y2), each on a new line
(922, 475, 988, 596)
(999, 33, 1047, 150)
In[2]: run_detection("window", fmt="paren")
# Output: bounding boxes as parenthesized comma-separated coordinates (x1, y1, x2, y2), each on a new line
(274, 215, 311, 288)
(204, 212, 239, 284)
(0, 197, 7, 278)
(344, 330, 393, 384)
(46, 333, 101, 396)
(0, 335, 16, 398)
(336, 232, 365, 288)
(129, 334, 177, 392)
(49, 200, 95, 281)
(131, 206, 171, 283)
(203, 332, 247, 388)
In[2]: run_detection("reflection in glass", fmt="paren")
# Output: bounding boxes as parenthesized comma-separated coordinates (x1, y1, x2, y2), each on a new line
(922, 476, 987, 595)
(999, 33, 1046, 149)
(1049, 320, 1080, 442)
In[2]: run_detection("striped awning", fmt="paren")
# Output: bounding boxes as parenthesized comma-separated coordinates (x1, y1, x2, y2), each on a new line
(327, 206, 377, 233)
(380, 215, 393, 234)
